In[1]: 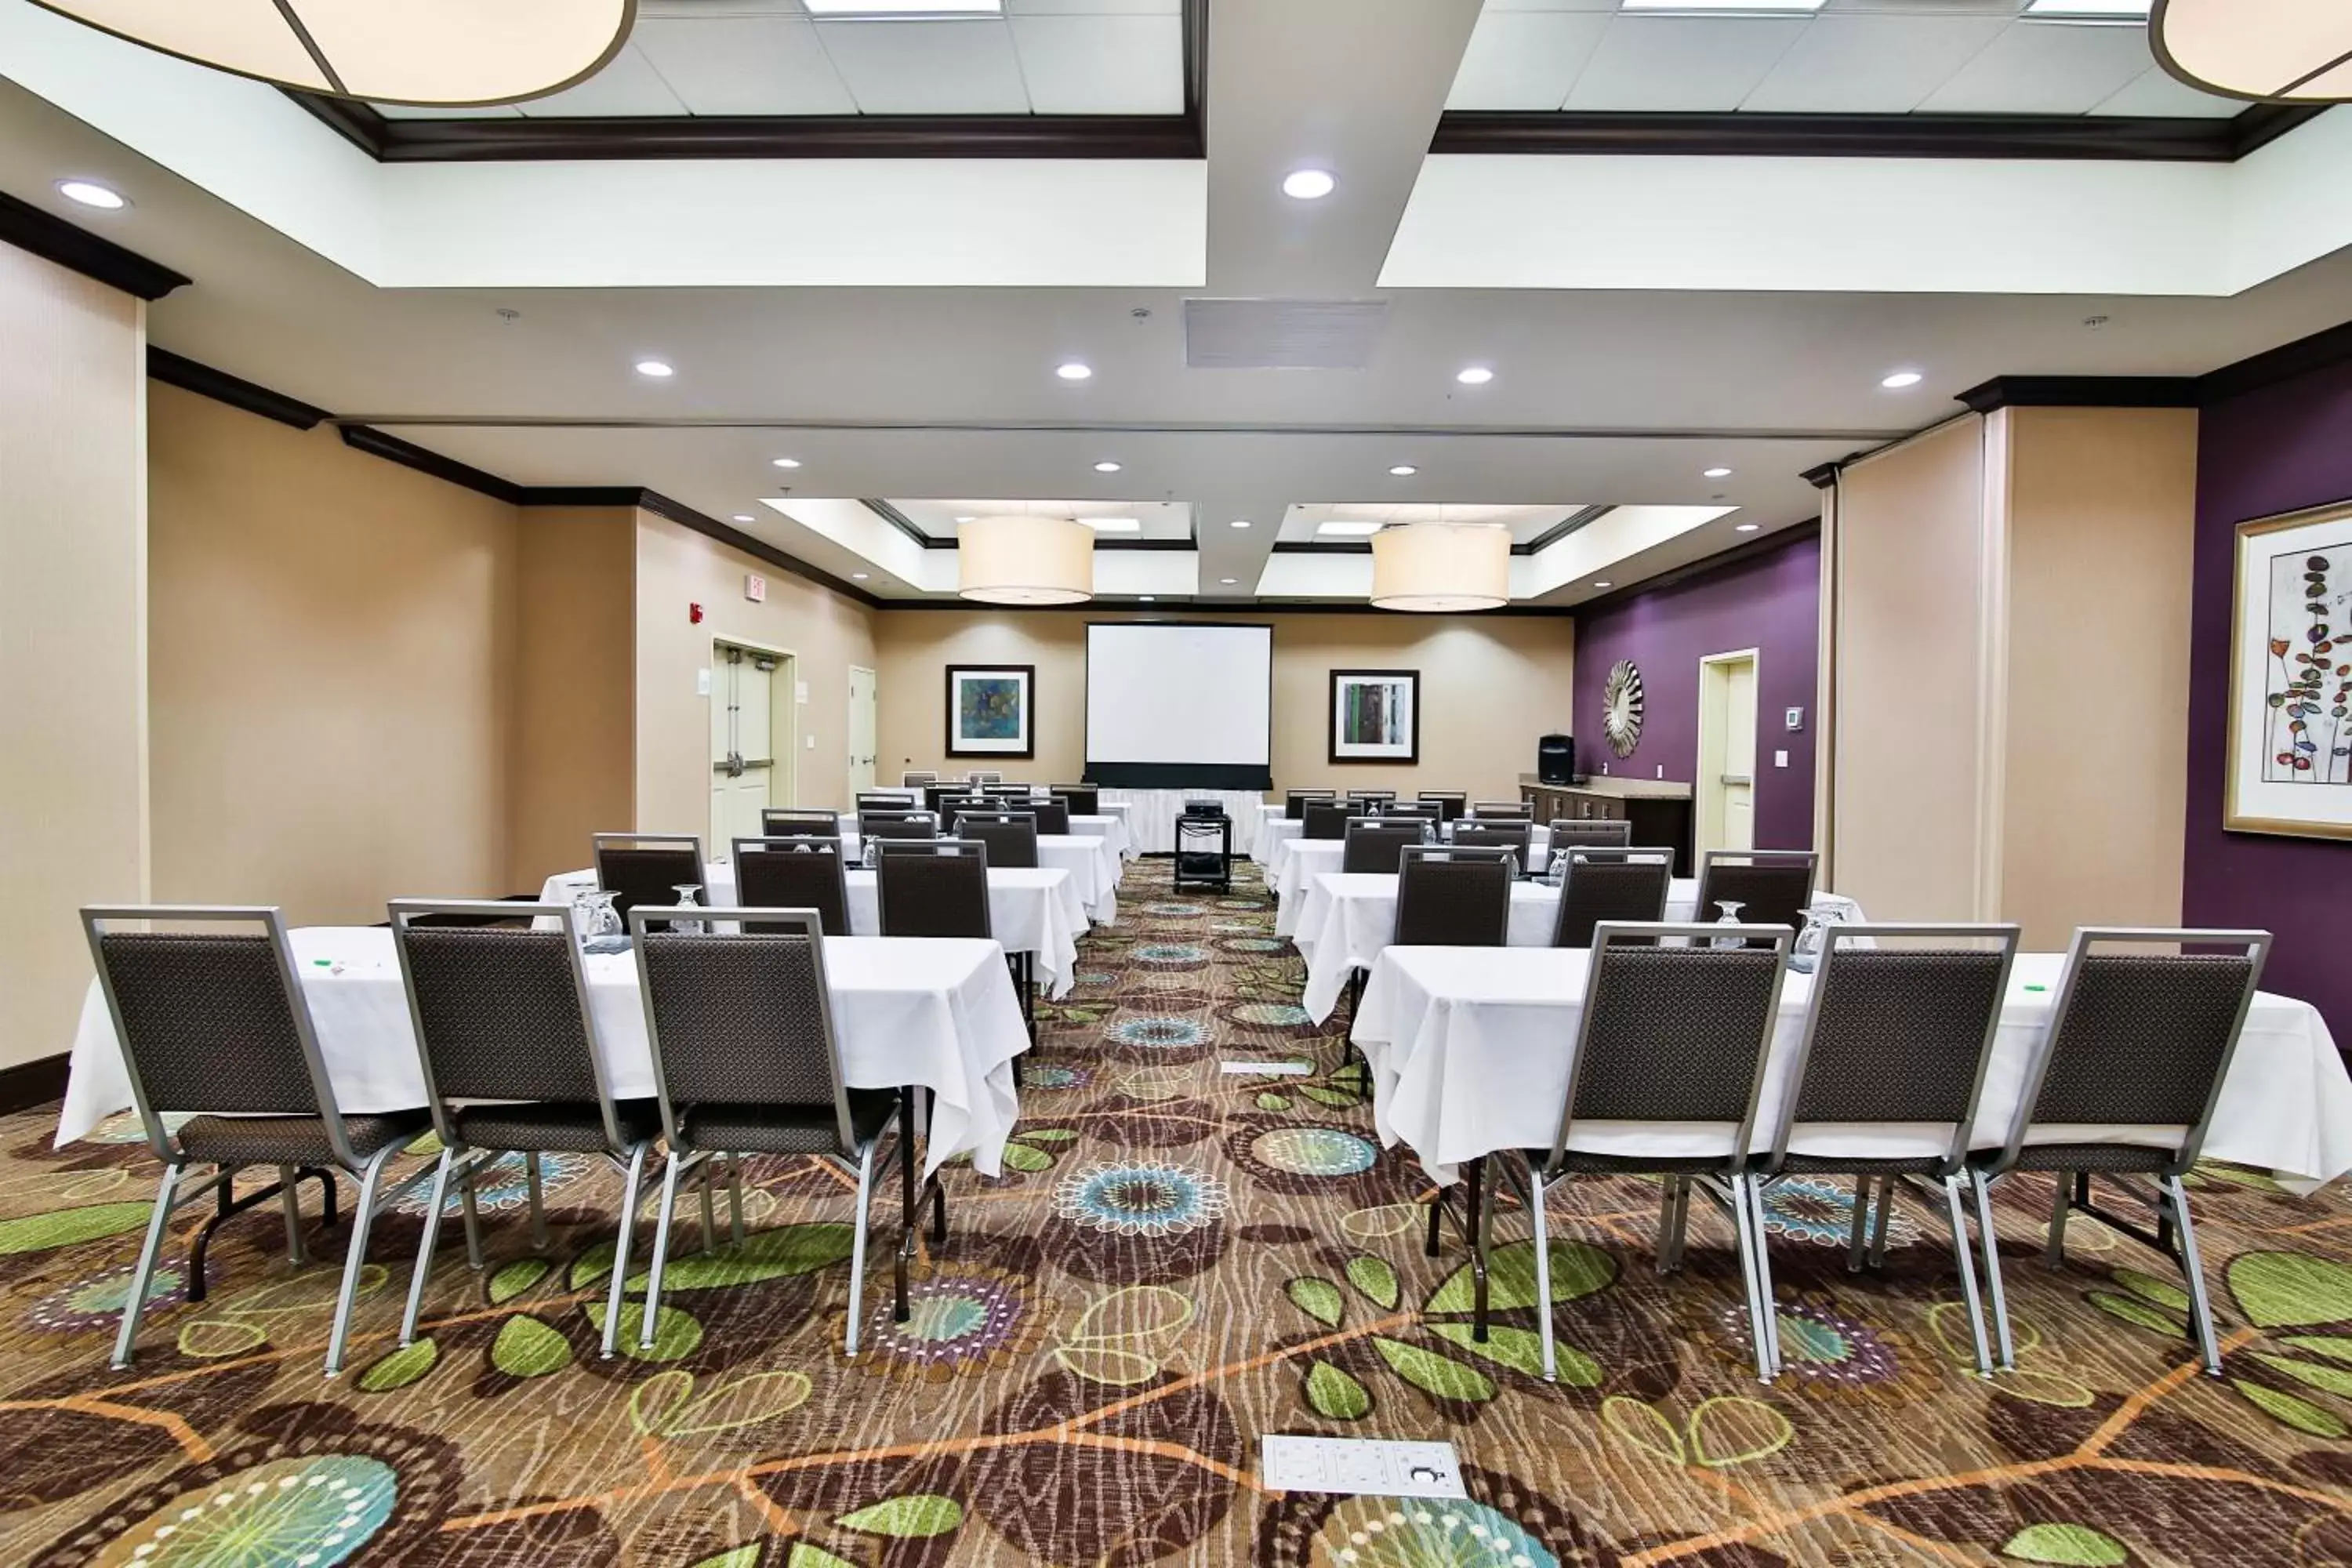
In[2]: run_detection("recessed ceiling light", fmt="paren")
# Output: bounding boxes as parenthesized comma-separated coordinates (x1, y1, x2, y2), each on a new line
(56, 179, 126, 209)
(1093, 461, 1123, 473)
(1319, 521, 1381, 537)
(1735, 522, 1760, 532)
(731, 514, 754, 523)
(1055, 362, 1092, 381)
(1139, 594, 1156, 601)
(851, 572, 870, 580)
(771, 457, 801, 469)
(1455, 367, 1494, 386)
(1084, 517, 1142, 532)
(634, 359, 674, 379)
(954, 515, 976, 524)
(1703, 466, 1733, 479)
(1220, 578, 1239, 586)
(1282, 169, 1336, 201)
(1592, 581, 1612, 590)
(1880, 370, 1924, 390)
(1230, 519, 1251, 529)
(1388, 465, 1417, 477)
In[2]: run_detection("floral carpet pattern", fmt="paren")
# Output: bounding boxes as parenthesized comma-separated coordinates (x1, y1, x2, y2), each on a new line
(4, 862, 2352, 1564)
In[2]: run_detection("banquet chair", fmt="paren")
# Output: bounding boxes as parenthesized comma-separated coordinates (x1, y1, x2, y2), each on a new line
(1345, 790, 1396, 814)
(983, 783, 1036, 800)
(1392, 845, 1514, 946)
(734, 837, 852, 935)
(1548, 818, 1634, 852)
(593, 833, 707, 920)
(936, 795, 990, 834)
(1755, 924, 2020, 1377)
(900, 771, 938, 788)
(81, 906, 436, 1376)
(966, 770, 1004, 786)
(1469, 800, 1534, 820)
(1418, 791, 1468, 822)
(760, 808, 844, 840)
(1451, 821, 1534, 870)
(387, 901, 663, 1359)
(956, 811, 1041, 870)
(1552, 850, 1675, 949)
(859, 810, 941, 842)
(1030, 799, 1072, 836)
(1341, 818, 1427, 874)
(1694, 849, 1818, 934)
(873, 840, 993, 939)
(629, 906, 932, 1356)
(1477, 924, 1791, 1383)
(1052, 786, 1099, 818)
(1973, 927, 2270, 1377)
(1384, 800, 1442, 824)
(857, 792, 913, 813)
(1285, 789, 1336, 820)
(1302, 800, 1352, 841)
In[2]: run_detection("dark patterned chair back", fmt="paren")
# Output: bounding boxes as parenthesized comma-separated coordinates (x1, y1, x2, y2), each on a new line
(2001, 929, 2268, 1174)
(85, 914, 325, 1123)
(593, 834, 706, 920)
(859, 811, 941, 841)
(937, 795, 992, 834)
(1548, 818, 1632, 850)
(1418, 792, 1468, 822)
(1052, 786, 1099, 818)
(1451, 822, 1534, 864)
(760, 809, 843, 840)
(1550, 927, 1790, 1169)
(1393, 847, 1514, 946)
(1552, 853, 1674, 949)
(1384, 800, 1441, 823)
(957, 814, 1040, 870)
(1344, 791, 1396, 814)
(857, 793, 913, 813)
(390, 909, 604, 1115)
(922, 784, 954, 815)
(1285, 789, 1334, 820)
(1469, 800, 1533, 820)
(1774, 926, 2019, 1169)
(1694, 850, 1817, 934)
(966, 771, 1004, 786)
(900, 771, 937, 788)
(733, 837, 852, 936)
(1342, 820, 1426, 874)
(1302, 800, 1352, 840)
(629, 909, 853, 1152)
(874, 840, 993, 938)
(1030, 800, 1072, 836)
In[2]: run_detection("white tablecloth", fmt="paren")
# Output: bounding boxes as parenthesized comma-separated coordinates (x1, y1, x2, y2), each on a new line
(1271, 829, 1560, 912)
(831, 831, 1118, 926)
(1352, 947, 2352, 1188)
(1290, 873, 1862, 1022)
(1100, 789, 1265, 856)
(58, 929, 1030, 1178)
(540, 862, 1085, 998)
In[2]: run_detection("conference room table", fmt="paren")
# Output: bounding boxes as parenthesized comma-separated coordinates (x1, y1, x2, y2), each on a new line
(1269, 829, 1559, 909)
(57, 928, 1031, 1178)
(840, 810, 1134, 866)
(833, 827, 1120, 925)
(1288, 869, 1864, 1022)
(1351, 946, 2352, 1190)
(539, 859, 1086, 998)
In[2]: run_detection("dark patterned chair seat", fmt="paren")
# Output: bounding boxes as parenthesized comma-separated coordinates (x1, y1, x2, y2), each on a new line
(681, 1091, 895, 1156)
(1780, 1152, 1944, 1177)
(1527, 1148, 1745, 1176)
(176, 1109, 429, 1166)
(1997, 1141, 2175, 1174)
(453, 1099, 661, 1154)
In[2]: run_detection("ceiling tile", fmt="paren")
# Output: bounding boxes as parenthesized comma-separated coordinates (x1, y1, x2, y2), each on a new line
(1915, 19, 2159, 114)
(1740, 13, 2012, 114)
(1009, 14, 1184, 114)
(2089, 63, 2243, 118)
(630, 16, 858, 114)
(1564, 16, 1810, 113)
(1446, 10, 1613, 112)
(515, 42, 690, 117)
(814, 18, 1032, 113)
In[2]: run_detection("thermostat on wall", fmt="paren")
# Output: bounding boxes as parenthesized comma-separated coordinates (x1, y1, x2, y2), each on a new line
(1784, 706, 1805, 731)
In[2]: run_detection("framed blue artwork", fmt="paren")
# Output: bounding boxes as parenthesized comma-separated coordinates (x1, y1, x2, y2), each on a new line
(946, 663, 1035, 758)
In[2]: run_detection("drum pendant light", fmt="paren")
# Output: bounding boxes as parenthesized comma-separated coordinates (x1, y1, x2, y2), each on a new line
(2153, 0, 2352, 103)
(1369, 523, 1511, 612)
(957, 515, 1095, 606)
(24, 0, 634, 106)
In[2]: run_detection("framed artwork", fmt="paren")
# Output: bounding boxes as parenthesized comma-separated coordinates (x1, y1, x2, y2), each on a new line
(2227, 499, 2352, 839)
(1329, 668, 1419, 764)
(945, 664, 1036, 758)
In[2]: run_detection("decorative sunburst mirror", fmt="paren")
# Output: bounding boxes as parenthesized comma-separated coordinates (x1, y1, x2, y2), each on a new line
(1601, 659, 1646, 757)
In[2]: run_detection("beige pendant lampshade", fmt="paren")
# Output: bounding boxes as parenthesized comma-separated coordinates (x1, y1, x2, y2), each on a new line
(1369, 523, 1512, 612)
(2154, 0, 2352, 102)
(25, 0, 634, 105)
(957, 515, 1094, 606)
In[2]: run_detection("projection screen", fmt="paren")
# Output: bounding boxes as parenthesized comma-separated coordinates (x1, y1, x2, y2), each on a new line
(1083, 622, 1273, 789)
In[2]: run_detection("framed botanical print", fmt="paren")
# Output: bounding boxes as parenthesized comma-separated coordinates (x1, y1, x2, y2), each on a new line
(2226, 499, 2352, 839)
(1329, 668, 1419, 764)
(945, 664, 1036, 759)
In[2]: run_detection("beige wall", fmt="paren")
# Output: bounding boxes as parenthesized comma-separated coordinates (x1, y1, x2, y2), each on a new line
(510, 506, 635, 888)
(0, 243, 149, 1069)
(148, 384, 519, 923)
(633, 510, 880, 839)
(872, 608, 1575, 800)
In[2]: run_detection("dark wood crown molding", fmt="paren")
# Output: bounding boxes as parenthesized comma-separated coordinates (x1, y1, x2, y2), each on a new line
(339, 424, 527, 504)
(1429, 103, 2325, 164)
(2198, 318, 2352, 405)
(1955, 375, 2200, 413)
(0, 190, 191, 300)
(1799, 462, 1840, 491)
(148, 347, 329, 429)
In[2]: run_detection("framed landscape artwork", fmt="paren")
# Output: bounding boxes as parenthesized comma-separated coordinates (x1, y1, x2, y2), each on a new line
(2227, 499, 2352, 839)
(946, 664, 1036, 759)
(1329, 668, 1419, 764)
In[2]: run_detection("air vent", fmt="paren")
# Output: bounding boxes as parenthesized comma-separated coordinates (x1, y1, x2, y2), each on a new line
(1183, 299, 1389, 371)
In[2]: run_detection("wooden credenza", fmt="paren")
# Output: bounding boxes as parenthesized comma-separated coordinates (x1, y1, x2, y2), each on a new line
(1519, 775, 1696, 877)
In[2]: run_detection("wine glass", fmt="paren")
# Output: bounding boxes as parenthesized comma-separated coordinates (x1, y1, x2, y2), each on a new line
(1710, 899, 1748, 950)
(671, 883, 705, 937)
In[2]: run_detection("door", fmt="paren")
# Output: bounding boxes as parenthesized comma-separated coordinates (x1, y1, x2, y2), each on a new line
(1696, 649, 1760, 855)
(711, 644, 782, 853)
(847, 665, 878, 796)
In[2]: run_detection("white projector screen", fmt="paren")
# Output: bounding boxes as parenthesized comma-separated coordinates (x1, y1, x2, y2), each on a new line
(1085, 622, 1274, 789)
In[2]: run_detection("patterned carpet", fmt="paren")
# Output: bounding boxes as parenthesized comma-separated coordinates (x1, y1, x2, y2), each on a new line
(4, 861, 2352, 1566)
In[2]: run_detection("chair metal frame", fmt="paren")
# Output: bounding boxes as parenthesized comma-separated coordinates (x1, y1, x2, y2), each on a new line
(1392, 844, 1515, 947)
(387, 899, 661, 1359)
(1547, 847, 1675, 947)
(81, 905, 442, 1377)
(732, 836, 853, 935)
(1693, 848, 1820, 927)
(591, 832, 709, 914)
(1547, 818, 1634, 849)
(758, 809, 846, 840)
(858, 811, 942, 842)
(1284, 789, 1336, 821)
(953, 810, 1042, 869)
(1341, 816, 1431, 875)
(1468, 800, 1534, 820)
(1417, 791, 1468, 822)
(1975, 926, 2270, 1377)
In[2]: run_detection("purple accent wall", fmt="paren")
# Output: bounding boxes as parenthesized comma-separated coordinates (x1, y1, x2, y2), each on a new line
(1572, 531, 1820, 850)
(2187, 357, 2352, 1042)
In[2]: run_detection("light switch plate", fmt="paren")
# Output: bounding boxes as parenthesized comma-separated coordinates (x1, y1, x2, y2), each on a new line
(1261, 1436, 1468, 1499)
(806, 734, 816, 750)
(695, 668, 711, 697)
(1774, 750, 1788, 768)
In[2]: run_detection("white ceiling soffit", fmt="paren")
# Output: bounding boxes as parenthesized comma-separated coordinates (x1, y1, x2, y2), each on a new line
(1515, 503, 1736, 598)
(0, 0, 1207, 288)
(1385, 110, 2352, 298)
(758, 498, 1200, 599)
